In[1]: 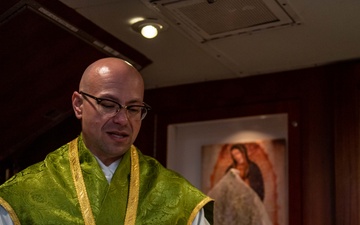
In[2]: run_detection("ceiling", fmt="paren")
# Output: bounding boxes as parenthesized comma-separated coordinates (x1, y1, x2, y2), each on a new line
(58, 0, 360, 89)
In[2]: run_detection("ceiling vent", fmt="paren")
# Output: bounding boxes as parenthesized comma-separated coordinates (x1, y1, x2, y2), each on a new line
(143, 0, 301, 42)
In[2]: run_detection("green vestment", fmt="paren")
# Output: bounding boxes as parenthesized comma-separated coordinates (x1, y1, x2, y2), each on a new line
(0, 135, 213, 225)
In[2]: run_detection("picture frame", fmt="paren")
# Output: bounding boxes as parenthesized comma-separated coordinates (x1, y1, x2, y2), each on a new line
(167, 113, 289, 224)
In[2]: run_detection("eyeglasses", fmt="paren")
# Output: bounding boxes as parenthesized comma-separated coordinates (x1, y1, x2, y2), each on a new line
(79, 91, 151, 120)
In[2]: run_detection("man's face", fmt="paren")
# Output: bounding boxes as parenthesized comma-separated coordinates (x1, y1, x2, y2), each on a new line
(73, 65, 144, 165)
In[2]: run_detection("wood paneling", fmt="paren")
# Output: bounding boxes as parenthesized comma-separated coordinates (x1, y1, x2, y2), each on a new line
(139, 62, 360, 225)
(0, 0, 151, 165)
(334, 62, 360, 225)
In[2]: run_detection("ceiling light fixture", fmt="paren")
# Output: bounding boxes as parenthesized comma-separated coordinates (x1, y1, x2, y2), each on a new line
(131, 19, 167, 39)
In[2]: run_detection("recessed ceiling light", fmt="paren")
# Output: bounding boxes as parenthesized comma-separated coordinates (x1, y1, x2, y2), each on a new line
(131, 19, 168, 39)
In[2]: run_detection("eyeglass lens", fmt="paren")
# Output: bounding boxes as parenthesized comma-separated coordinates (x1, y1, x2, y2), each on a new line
(80, 91, 150, 120)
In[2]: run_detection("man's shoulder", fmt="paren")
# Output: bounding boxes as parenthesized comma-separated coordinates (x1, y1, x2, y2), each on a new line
(0, 143, 69, 189)
(140, 154, 182, 177)
(0, 160, 45, 193)
(138, 153, 198, 191)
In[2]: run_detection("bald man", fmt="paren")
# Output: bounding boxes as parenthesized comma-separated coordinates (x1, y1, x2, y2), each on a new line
(0, 58, 213, 225)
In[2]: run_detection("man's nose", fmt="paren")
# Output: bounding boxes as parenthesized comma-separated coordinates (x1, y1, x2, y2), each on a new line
(112, 108, 129, 123)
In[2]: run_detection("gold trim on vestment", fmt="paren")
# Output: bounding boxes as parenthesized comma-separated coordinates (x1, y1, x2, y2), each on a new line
(124, 146, 140, 225)
(187, 196, 214, 225)
(0, 197, 21, 225)
(69, 138, 96, 225)
(69, 138, 140, 225)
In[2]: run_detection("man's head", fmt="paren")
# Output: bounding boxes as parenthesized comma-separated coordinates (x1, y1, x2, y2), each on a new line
(72, 57, 147, 165)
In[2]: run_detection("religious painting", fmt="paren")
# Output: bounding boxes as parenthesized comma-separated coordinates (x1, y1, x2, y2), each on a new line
(201, 139, 287, 225)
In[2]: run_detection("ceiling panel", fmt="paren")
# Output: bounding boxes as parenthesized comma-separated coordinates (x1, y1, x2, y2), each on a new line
(59, 0, 360, 89)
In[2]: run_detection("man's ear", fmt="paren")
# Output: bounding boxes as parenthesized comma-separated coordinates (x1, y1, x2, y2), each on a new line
(72, 91, 83, 119)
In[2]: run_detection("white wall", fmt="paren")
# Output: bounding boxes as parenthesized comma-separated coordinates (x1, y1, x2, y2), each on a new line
(167, 113, 288, 189)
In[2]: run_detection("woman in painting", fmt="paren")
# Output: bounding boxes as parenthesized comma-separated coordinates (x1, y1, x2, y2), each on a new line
(208, 144, 272, 225)
(226, 144, 265, 201)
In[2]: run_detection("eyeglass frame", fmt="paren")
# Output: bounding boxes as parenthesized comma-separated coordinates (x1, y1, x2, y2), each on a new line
(79, 91, 151, 120)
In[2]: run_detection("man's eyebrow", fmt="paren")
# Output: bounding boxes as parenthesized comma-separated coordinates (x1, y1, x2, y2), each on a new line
(99, 95, 143, 104)
(127, 99, 145, 105)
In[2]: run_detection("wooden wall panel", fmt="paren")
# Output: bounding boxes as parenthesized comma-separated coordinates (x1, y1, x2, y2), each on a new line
(334, 62, 360, 225)
(139, 63, 358, 225)
(0, 0, 151, 179)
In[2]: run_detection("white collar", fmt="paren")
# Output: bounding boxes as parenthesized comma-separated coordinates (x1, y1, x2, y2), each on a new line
(94, 156, 121, 183)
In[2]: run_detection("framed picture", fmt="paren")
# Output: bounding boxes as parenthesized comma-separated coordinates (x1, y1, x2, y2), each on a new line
(167, 113, 288, 225)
